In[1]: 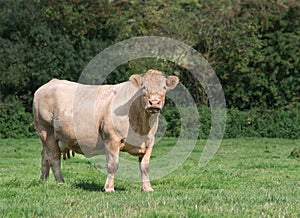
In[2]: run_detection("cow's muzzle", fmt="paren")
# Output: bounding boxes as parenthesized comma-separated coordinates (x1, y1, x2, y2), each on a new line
(146, 99, 162, 114)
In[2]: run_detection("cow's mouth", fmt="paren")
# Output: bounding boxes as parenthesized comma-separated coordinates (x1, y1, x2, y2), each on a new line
(146, 107, 161, 114)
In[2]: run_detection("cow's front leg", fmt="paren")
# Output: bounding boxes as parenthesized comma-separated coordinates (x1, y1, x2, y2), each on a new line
(104, 145, 119, 192)
(139, 145, 154, 192)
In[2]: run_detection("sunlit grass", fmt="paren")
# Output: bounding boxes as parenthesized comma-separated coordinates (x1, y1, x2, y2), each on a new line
(0, 138, 300, 217)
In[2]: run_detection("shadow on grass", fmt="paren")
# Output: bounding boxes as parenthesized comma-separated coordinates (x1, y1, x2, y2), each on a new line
(74, 181, 126, 192)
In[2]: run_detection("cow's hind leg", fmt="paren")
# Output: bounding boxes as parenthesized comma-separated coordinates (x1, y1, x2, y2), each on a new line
(38, 128, 64, 183)
(47, 136, 64, 183)
(40, 147, 50, 179)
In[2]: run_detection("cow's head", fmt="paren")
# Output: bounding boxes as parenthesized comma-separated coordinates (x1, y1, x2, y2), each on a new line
(130, 70, 179, 114)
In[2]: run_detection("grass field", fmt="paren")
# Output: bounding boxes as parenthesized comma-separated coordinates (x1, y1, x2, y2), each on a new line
(0, 137, 300, 217)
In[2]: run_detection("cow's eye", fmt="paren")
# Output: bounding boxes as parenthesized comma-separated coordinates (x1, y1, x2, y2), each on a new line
(163, 86, 167, 90)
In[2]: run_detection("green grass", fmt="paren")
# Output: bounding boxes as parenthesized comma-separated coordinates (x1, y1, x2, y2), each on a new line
(1, 138, 300, 217)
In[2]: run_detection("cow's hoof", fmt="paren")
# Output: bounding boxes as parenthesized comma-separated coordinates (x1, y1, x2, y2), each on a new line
(40, 175, 49, 180)
(142, 187, 154, 192)
(56, 178, 65, 183)
(104, 188, 115, 192)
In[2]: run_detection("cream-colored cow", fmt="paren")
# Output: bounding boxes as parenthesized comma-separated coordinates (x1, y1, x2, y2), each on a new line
(33, 70, 179, 192)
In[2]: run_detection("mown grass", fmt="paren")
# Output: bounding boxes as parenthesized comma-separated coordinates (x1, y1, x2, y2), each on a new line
(0, 138, 300, 217)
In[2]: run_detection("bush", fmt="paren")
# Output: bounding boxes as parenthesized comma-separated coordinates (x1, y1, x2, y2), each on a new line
(162, 105, 181, 137)
(163, 105, 300, 140)
(162, 105, 211, 139)
(224, 106, 300, 139)
(0, 98, 34, 138)
(0, 0, 299, 139)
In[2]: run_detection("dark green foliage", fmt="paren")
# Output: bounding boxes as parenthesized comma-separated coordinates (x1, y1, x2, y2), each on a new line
(0, 0, 299, 138)
(162, 105, 300, 139)
(162, 105, 181, 137)
(221, 106, 300, 139)
(0, 98, 34, 138)
(204, 0, 300, 110)
(0, 0, 110, 111)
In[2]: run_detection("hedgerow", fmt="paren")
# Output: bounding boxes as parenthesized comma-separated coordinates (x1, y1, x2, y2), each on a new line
(0, 0, 299, 139)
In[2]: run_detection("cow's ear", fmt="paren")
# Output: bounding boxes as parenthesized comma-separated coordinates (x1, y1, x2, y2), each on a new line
(129, 74, 143, 88)
(166, 75, 179, 90)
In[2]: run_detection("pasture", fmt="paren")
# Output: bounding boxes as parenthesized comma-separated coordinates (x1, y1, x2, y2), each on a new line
(0, 138, 300, 217)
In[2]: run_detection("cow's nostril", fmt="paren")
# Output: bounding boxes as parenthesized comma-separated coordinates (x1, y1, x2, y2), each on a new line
(149, 100, 161, 107)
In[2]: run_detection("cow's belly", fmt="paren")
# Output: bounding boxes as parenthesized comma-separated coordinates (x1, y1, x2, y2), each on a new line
(54, 117, 106, 157)
(57, 135, 106, 157)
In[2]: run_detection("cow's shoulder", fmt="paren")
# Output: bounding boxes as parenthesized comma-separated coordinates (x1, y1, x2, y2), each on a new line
(111, 81, 138, 101)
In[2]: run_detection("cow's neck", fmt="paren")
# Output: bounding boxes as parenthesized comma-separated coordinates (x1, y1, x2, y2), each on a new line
(129, 95, 158, 136)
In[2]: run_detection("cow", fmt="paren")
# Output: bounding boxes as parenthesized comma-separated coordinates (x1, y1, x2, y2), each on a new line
(33, 70, 179, 192)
